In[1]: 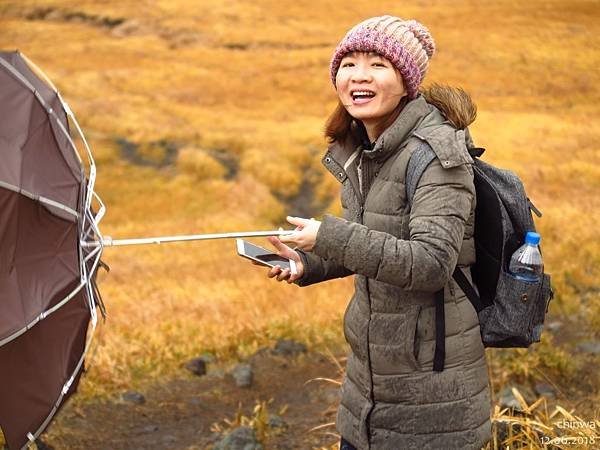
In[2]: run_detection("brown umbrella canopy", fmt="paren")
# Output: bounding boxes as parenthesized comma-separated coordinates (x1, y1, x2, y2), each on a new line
(0, 51, 104, 449)
(0, 50, 293, 450)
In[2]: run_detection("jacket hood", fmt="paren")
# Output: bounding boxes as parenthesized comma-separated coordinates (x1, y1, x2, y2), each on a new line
(420, 84, 477, 130)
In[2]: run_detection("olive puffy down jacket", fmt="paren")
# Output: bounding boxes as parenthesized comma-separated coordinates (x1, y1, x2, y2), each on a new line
(297, 90, 492, 449)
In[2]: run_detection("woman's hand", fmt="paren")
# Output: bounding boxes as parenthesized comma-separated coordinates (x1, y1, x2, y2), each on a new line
(279, 216, 321, 252)
(252, 235, 304, 284)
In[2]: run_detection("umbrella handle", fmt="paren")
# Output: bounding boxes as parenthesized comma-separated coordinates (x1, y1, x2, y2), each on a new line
(81, 229, 296, 248)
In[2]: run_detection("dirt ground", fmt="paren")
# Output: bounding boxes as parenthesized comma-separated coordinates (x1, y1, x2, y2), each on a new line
(43, 350, 343, 450)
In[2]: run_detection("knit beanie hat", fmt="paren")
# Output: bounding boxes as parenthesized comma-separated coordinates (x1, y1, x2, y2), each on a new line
(329, 15, 436, 100)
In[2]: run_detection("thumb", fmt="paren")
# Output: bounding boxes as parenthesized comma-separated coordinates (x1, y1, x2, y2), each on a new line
(267, 236, 300, 262)
(267, 236, 292, 255)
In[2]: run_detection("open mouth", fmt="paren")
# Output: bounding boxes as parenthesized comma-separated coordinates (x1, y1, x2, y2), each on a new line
(351, 90, 376, 104)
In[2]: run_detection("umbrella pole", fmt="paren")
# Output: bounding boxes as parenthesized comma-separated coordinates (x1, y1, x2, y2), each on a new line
(82, 230, 295, 248)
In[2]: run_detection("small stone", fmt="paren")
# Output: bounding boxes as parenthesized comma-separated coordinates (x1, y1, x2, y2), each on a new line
(576, 341, 600, 355)
(498, 385, 534, 411)
(122, 391, 146, 404)
(534, 383, 557, 398)
(213, 426, 263, 450)
(135, 424, 159, 434)
(161, 435, 177, 444)
(498, 389, 520, 410)
(273, 339, 307, 356)
(185, 358, 207, 376)
(231, 364, 253, 388)
(494, 420, 524, 443)
(268, 414, 287, 429)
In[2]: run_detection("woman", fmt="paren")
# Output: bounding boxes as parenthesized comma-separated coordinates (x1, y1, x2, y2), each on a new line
(259, 15, 492, 449)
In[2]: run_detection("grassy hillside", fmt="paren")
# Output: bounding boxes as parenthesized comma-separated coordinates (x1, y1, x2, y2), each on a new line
(1, 0, 598, 447)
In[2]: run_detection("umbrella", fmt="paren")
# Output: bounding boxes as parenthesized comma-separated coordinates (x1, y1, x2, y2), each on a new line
(0, 50, 106, 450)
(0, 50, 292, 449)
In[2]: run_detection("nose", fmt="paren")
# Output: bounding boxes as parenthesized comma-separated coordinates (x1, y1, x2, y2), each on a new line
(350, 63, 372, 82)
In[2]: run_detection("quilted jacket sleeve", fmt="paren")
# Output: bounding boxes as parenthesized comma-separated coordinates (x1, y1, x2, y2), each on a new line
(294, 249, 354, 287)
(311, 159, 475, 291)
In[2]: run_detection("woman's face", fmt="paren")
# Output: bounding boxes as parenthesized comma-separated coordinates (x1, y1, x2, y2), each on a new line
(335, 51, 406, 130)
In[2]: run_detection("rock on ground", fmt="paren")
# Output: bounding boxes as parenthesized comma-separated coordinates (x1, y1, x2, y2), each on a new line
(212, 426, 263, 450)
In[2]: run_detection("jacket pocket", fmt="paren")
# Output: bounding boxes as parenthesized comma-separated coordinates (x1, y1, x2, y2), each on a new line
(405, 304, 422, 371)
(342, 294, 355, 345)
(368, 304, 422, 375)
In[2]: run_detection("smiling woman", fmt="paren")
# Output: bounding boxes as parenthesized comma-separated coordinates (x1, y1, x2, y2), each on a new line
(334, 51, 407, 142)
(248, 14, 492, 450)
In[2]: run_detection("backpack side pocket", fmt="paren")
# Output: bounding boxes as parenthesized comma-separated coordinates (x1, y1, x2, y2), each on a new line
(530, 273, 553, 342)
(479, 270, 542, 347)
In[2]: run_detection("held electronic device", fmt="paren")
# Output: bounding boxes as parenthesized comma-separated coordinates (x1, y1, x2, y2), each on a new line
(236, 239, 297, 274)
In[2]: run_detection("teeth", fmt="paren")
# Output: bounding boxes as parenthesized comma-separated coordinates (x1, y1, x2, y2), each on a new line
(352, 91, 375, 98)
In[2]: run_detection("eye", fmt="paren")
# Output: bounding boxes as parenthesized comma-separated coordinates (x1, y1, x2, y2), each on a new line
(372, 61, 387, 68)
(341, 61, 355, 68)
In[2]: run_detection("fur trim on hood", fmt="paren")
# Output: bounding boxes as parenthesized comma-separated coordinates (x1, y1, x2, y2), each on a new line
(421, 83, 477, 129)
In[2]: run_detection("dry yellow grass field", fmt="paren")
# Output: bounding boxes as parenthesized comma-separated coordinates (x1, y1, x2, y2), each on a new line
(1, 0, 599, 448)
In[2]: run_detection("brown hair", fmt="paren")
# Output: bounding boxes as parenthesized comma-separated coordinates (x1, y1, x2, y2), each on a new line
(324, 96, 409, 145)
(324, 101, 354, 145)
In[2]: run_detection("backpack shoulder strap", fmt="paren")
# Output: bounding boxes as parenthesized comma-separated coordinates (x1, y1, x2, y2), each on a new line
(452, 267, 486, 312)
(406, 141, 437, 209)
(405, 141, 446, 371)
(406, 141, 488, 371)
(406, 142, 486, 208)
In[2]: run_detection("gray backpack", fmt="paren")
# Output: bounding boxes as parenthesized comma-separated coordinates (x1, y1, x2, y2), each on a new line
(406, 142, 554, 372)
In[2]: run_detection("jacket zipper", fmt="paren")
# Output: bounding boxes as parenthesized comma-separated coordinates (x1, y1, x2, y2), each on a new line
(325, 151, 375, 445)
(359, 189, 375, 446)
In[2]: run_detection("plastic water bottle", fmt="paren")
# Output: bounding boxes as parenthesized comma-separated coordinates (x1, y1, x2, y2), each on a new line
(509, 232, 543, 282)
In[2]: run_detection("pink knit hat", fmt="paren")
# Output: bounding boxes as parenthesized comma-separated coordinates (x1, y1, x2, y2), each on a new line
(330, 15, 436, 100)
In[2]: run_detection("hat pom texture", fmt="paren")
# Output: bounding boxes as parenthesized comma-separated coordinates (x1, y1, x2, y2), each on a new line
(329, 16, 436, 100)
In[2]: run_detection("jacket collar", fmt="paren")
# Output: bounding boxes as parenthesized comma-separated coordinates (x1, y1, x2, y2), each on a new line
(321, 94, 443, 193)
(362, 94, 433, 160)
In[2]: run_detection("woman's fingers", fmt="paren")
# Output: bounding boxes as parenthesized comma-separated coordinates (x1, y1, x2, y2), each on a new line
(280, 217, 320, 251)
(267, 265, 282, 278)
(277, 268, 291, 282)
(267, 265, 292, 282)
(266, 236, 281, 250)
(287, 270, 300, 284)
(267, 236, 291, 254)
(286, 216, 310, 227)
(267, 236, 299, 262)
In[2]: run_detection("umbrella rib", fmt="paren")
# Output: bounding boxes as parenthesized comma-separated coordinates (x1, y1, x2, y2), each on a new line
(0, 181, 78, 218)
(0, 281, 86, 348)
(20, 52, 58, 92)
(24, 312, 100, 450)
(0, 54, 36, 91)
(1, 54, 84, 178)
(22, 248, 107, 445)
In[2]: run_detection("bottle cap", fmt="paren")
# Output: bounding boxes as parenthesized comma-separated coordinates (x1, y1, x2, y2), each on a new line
(525, 231, 541, 245)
